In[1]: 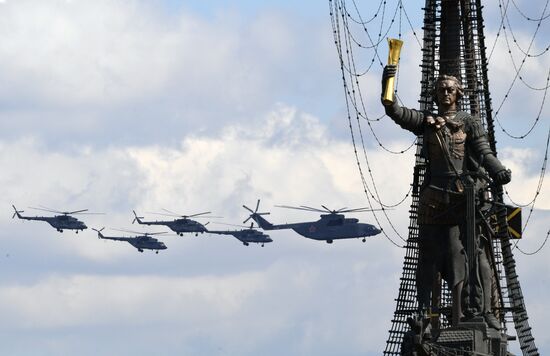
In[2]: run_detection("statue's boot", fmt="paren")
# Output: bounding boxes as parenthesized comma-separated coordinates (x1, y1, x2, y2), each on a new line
(484, 312, 501, 330)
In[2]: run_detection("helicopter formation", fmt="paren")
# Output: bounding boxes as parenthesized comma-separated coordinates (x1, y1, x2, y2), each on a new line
(12, 199, 382, 253)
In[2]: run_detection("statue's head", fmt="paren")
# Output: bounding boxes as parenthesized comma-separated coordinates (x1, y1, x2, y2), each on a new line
(433, 75, 464, 108)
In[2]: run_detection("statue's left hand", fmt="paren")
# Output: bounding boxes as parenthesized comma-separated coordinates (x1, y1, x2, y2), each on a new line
(495, 169, 512, 185)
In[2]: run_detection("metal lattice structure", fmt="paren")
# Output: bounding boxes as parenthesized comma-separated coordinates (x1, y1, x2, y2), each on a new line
(383, 0, 539, 354)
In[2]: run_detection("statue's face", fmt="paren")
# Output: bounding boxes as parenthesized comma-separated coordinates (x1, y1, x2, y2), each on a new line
(436, 79, 458, 107)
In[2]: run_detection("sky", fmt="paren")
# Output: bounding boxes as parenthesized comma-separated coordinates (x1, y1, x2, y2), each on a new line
(1, 0, 549, 355)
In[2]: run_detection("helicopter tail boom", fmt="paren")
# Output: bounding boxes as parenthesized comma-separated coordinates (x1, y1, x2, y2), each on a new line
(249, 213, 274, 230)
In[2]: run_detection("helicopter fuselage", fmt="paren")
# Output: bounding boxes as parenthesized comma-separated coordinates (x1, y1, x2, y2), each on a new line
(98, 233, 167, 252)
(208, 229, 273, 246)
(136, 218, 207, 235)
(252, 213, 381, 241)
(17, 214, 87, 232)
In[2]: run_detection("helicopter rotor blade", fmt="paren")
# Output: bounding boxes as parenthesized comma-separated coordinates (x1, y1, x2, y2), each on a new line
(111, 228, 167, 235)
(67, 209, 89, 214)
(187, 211, 211, 218)
(242, 205, 254, 213)
(338, 207, 387, 213)
(255, 199, 260, 213)
(161, 208, 180, 216)
(276, 205, 324, 213)
(29, 206, 62, 214)
(320, 205, 334, 213)
(143, 231, 169, 236)
(148, 211, 180, 217)
(243, 216, 252, 224)
(299, 205, 326, 212)
(38, 205, 64, 213)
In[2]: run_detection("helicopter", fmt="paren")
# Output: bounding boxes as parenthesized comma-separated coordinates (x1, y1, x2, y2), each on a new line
(243, 200, 382, 244)
(92, 228, 167, 254)
(207, 222, 273, 247)
(12, 205, 92, 233)
(132, 209, 214, 236)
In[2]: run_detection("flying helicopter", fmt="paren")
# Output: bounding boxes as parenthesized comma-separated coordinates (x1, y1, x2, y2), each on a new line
(92, 228, 167, 254)
(207, 222, 273, 247)
(132, 209, 216, 236)
(11, 205, 95, 233)
(243, 200, 382, 243)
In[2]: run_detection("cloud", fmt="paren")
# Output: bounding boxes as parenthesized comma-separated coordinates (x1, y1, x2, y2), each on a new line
(0, 254, 401, 356)
(0, 0, 342, 149)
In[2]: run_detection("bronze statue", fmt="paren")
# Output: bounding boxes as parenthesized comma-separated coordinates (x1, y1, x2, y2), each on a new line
(381, 64, 511, 327)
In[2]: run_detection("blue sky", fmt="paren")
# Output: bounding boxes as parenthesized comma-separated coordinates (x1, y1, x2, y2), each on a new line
(1, 0, 549, 355)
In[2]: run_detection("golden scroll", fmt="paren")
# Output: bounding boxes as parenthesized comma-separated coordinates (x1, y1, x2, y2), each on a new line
(382, 38, 404, 105)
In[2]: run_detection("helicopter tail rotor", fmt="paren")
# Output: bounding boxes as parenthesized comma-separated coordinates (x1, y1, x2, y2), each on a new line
(242, 199, 271, 227)
(92, 227, 105, 239)
(132, 210, 144, 224)
(12, 205, 24, 219)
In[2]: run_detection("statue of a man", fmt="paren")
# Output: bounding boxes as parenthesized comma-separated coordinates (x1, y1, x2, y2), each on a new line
(381, 64, 511, 327)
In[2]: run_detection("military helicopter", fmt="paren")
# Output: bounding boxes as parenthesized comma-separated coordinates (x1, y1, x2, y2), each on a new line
(132, 209, 215, 236)
(243, 200, 382, 243)
(12, 205, 94, 233)
(92, 228, 167, 254)
(207, 222, 273, 247)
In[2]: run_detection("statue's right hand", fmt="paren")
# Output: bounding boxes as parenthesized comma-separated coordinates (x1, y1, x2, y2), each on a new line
(381, 65, 398, 103)
(383, 64, 397, 80)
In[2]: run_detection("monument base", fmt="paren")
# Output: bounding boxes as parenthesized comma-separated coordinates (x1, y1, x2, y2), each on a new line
(403, 317, 514, 355)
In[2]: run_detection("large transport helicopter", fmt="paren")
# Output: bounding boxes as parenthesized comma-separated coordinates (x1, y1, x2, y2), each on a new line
(132, 209, 216, 236)
(243, 200, 382, 243)
(12, 205, 92, 233)
(207, 222, 273, 247)
(92, 228, 167, 254)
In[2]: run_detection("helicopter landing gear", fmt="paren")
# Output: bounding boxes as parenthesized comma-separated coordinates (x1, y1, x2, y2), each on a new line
(195, 233, 198, 237)
(362, 238, 366, 243)
(57, 229, 63, 233)
(326, 239, 333, 244)
(138, 249, 144, 253)
(76, 230, 78, 234)
(155, 251, 159, 254)
(243, 242, 249, 246)
(261, 243, 264, 247)
(179, 233, 183, 236)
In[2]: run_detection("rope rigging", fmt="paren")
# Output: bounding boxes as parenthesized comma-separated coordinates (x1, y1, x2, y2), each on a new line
(491, 0, 550, 139)
(516, 229, 550, 255)
(501, 0, 550, 60)
(331, 0, 417, 246)
(509, 0, 550, 22)
(504, 126, 549, 209)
